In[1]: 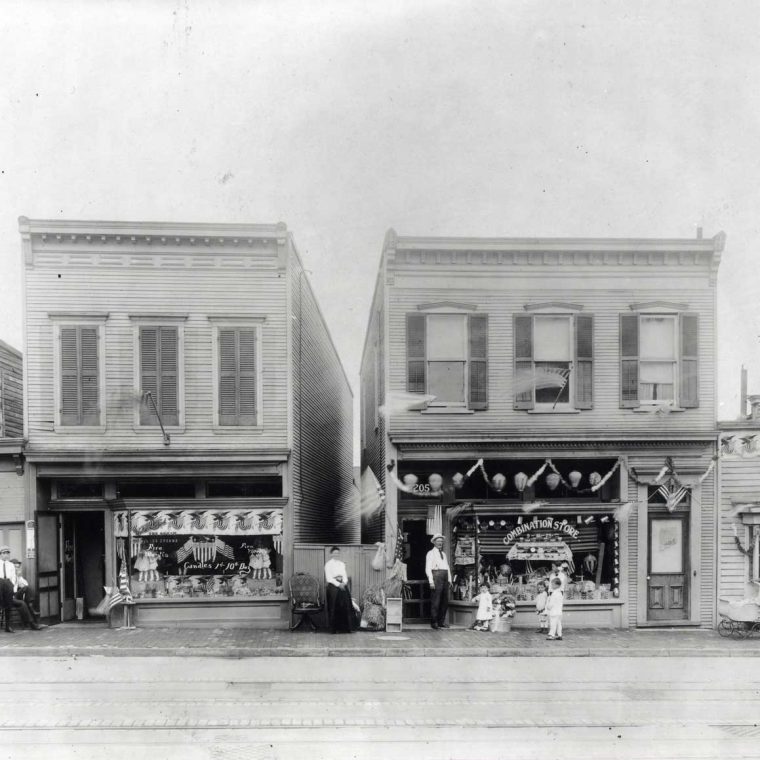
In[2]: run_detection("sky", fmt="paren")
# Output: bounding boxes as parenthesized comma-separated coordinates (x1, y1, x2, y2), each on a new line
(2, 0, 759, 449)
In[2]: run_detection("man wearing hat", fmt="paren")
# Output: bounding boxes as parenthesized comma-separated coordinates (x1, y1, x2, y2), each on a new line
(0, 546, 17, 632)
(425, 534, 452, 629)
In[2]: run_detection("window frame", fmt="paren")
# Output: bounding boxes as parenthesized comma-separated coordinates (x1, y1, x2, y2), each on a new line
(638, 314, 678, 405)
(209, 318, 264, 431)
(130, 316, 187, 433)
(51, 315, 108, 433)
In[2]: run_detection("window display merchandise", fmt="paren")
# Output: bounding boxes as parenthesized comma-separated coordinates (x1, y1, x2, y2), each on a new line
(113, 509, 284, 600)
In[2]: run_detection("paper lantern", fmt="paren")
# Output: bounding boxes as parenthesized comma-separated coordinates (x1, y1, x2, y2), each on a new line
(500, 520, 506, 527)
(402, 473, 418, 488)
(452, 472, 465, 488)
(514, 472, 528, 492)
(569, 470, 582, 488)
(488, 520, 495, 527)
(492, 472, 507, 491)
(589, 472, 602, 487)
(546, 472, 561, 491)
(428, 473, 443, 492)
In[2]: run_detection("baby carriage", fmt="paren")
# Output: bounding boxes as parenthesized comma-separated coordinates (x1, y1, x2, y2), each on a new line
(717, 597, 760, 638)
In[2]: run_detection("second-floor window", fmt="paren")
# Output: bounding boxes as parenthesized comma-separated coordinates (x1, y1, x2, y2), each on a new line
(59, 325, 101, 426)
(620, 312, 698, 408)
(513, 314, 593, 411)
(139, 326, 179, 426)
(406, 312, 488, 409)
(218, 327, 258, 426)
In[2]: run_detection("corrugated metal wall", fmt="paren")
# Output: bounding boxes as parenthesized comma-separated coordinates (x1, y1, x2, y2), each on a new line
(289, 252, 356, 543)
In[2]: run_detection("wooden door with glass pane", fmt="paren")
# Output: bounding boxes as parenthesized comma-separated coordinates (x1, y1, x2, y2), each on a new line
(647, 515, 689, 621)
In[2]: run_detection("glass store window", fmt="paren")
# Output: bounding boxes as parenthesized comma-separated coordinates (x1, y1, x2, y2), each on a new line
(113, 508, 284, 599)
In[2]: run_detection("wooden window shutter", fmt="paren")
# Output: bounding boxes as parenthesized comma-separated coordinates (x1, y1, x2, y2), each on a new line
(574, 314, 593, 409)
(139, 327, 159, 425)
(468, 314, 488, 410)
(406, 314, 426, 394)
(513, 314, 534, 409)
(620, 314, 639, 408)
(219, 329, 237, 425)
(679, 313, 699, 408)
(238, 329, 257, 425)
(159, 327, 179, 426)
(79, 327, 100, 425)
(60, 327, 81, 425)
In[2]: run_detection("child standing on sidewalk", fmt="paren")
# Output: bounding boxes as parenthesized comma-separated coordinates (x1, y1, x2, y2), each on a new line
(471, 581, 494, 631)
(534, 580, 548, 633)
(545, 577, 564, 640)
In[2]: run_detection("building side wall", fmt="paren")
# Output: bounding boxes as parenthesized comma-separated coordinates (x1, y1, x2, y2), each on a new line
(23, 242, 289, 452)
(0, 465, 25, 522)
(359, 276, 386, 543)
(386, 276, 716, 439)
(718, 455, 759, 600)
(0, 343, 23, 438)
(290, 251, 356, 543)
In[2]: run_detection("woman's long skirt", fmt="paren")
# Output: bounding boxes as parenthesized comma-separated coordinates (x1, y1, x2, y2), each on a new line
(326, 584, 353, 633)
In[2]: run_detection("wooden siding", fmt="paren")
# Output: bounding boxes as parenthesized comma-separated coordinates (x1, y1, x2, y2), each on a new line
(0, 467, 25, 522)
(23, 241, 289, 452)
(718, 451, 760, 600)
(359, 276, 386, 543)
(386, 282, 716, 440)
(294, 543, 388, 627)
(0, 341, 23, 438)
(289, 252, 355, 543)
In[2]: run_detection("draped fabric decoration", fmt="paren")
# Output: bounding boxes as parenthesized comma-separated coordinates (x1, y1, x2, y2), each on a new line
(426, 505, 442, 536)
(656, 483, 689, 513)
(116, 538, 125, 562)
(589, 459, 621, 493)
(114, 509, 284, 537)
(378, 391, 437, 419)
(527, 462, 548, 487)
(272, 534, 283, 554)
(613, 501, 635, 523)
(192, 540, 217, 564)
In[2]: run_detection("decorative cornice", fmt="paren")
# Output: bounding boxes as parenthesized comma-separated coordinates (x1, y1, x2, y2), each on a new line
(416, 301, 478, 312)
(24, 448, 291, 464)
(629, 301, 688, 312)
(524, 302, 583, 312)
(393, 438, 714, 454)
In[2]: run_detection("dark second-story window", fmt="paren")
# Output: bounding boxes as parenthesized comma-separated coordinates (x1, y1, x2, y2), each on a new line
(219, 328, 258, 426)
(60, 326, 100, 426)
(406, 313, 488, 410)
(139, 327, 179, 426)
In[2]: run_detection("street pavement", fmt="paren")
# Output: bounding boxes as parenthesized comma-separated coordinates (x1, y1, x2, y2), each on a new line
(2, 654, 760, 759)
(0, 621, 758, 657)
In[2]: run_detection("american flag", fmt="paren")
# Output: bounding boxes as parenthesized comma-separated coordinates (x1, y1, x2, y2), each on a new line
(214, 538, 235, 560)
(394, 524, 405, 562)
(118, 562, 133, 604)
(657, 484, 688, 512)
(108, 585, 124, 610)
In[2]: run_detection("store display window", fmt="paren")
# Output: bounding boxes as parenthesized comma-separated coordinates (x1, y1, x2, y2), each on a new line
(113, 508, 284, 599)
(452, 511, 620, 603)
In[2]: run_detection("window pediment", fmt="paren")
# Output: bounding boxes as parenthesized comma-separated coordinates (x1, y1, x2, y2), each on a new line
(629, 301, 688, 313)
(416, 301, 477, 313)
(523, 302, 583, 313)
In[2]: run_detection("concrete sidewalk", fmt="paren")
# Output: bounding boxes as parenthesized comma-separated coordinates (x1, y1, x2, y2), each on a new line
(0, 622, 756, 657)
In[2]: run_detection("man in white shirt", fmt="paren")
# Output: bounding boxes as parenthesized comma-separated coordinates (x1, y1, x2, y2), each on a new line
(0, 546, 17, 633)
(425, 534, 452, 629)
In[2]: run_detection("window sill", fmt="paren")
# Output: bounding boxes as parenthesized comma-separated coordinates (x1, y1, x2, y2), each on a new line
(630, 406, 686, 414)
(53, 425, 107, 434)
(420, 407, 475, 415)
(526, 408, 581, 415)
(211, 425, 264, 434)
(131, 425, 186, 434)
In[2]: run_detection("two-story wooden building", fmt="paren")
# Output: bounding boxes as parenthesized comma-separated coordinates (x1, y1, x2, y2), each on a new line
(361, 229, 724, 630)
(0, 339, 25, 557)
(19, 217, 355, 628)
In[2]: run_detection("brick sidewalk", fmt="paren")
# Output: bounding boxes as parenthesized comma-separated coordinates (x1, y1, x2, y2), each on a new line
(0, 622, 756, 657)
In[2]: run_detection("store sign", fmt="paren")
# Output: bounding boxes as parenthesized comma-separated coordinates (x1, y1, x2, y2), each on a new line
(25, 519, 35, 559)
(503, 518, 580, 545)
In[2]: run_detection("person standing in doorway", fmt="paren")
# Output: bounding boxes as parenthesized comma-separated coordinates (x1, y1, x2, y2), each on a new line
(425, 534, 452, 629)
(324, 546, 353, 634)
(0, 546, 17, 633)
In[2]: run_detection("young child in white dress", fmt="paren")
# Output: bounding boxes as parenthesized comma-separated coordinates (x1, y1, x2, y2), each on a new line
(534, 580, 549, 633)
(546, 577, 564, 640)
(471, 581, 494, 632)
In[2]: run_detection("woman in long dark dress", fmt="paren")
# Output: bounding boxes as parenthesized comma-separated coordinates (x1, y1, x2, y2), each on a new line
(324, 546, 353, 633)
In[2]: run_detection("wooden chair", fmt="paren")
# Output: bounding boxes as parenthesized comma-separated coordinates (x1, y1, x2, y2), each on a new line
(289, 573, 324, 631)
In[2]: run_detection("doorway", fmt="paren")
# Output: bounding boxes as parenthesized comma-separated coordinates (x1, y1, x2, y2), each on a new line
(402, 519, 431, 623)
(61, 512, 106, 622)
(647, 514, 689, 621)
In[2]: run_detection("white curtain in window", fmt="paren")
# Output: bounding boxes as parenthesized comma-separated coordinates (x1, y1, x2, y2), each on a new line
(427, 315, 467, 360)
(534, 316, 571, 361)
(640, 316, 675, 359)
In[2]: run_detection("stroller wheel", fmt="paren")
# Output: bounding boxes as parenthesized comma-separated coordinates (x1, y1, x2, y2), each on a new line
(718, 619, 733, 637)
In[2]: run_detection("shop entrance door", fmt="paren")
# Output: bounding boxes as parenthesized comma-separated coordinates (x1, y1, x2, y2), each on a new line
(647, 515, 689, 621)
(61, 512, 106, 622)
(402, 519, 431, 623)
(35, 512, 61, 624)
